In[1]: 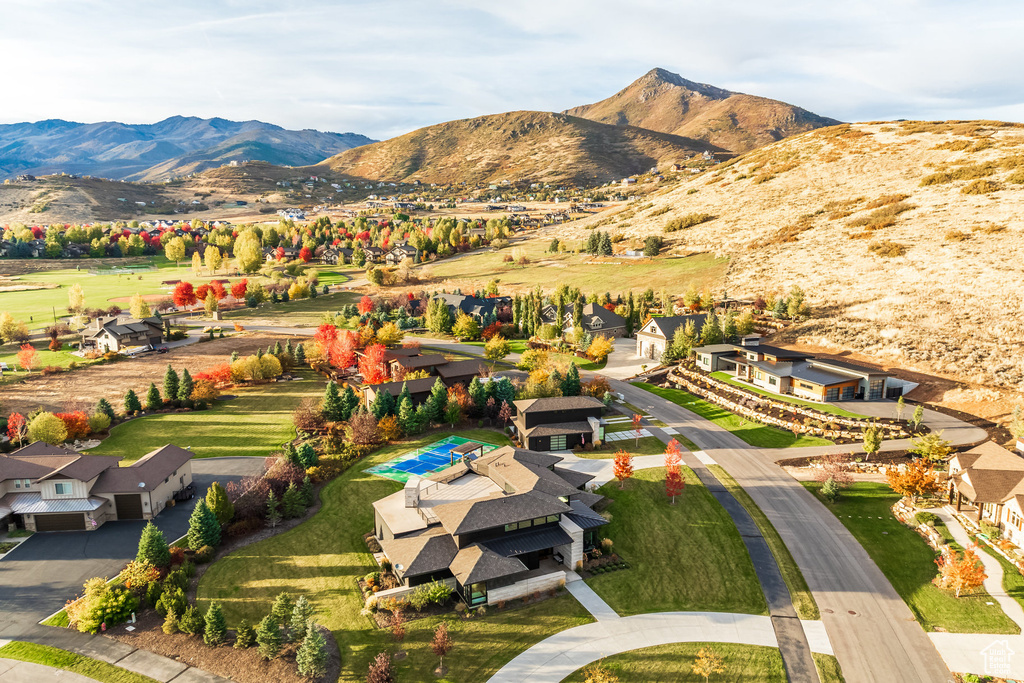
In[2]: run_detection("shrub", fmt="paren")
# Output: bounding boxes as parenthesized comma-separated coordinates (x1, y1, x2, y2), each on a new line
(71, 578, 139, 634)
(868, 240, 908, 257)
(194, 545, 216, 564)
(121, 560, 160, 592)
(962, 179, 1000, 195)
(88, 412, 111, 433)
(204, 602, 227, 646)
(156, 586, 188, 618)
(164, 568, 189, 592)
(409, 580, 453, 611)
(179, 605, 204, 636)
(914, 511, 939, 527)
(664, 213, 715, 233)
(234, 619, 256, 649)
(980, 521, 1002, 539)
(145, 581, 163, 608)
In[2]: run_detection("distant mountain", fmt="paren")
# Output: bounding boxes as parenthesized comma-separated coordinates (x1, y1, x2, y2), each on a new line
(315, 110, 726, 185)
(565, 68, 840, 153)
(0, 116, 374, 181)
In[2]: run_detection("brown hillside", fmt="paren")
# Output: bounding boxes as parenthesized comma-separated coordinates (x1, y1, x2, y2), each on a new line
(561, 120, 1024, 391)
(565, 68, 840, 153)
(313, 110, 725, 185)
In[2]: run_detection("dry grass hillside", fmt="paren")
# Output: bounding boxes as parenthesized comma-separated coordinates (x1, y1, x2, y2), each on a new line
(565, 68, 840, 153)
(316, 110, 724, 185)
(562, 120, 1024, 392)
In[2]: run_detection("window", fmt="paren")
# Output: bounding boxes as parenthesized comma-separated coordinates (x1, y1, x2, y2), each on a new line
(550, 435, 566, 451)
(533, 517, 547, 526)
(755, 371, 764, 380)
(54, 482, 71, 495)
(547, 515, 560, 524)
(14, 480, 20, 489)
(768, 376, 777, 386)
(23, 479, 30, 488)
(504, 522, 519, 532)
(519, 519, 532, 529)
(869, 379, 884, 400)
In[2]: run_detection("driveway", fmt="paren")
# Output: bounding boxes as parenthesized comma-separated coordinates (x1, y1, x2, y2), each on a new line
(0, 457, 265, 640)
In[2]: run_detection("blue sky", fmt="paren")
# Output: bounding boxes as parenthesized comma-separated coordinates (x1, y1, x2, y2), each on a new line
(3, 0, 1022, 139)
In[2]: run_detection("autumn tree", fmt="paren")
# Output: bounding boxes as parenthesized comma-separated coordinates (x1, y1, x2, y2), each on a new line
(68, 283, 85, 313)
(204, 245, 222, 274)
(613, 449, 633, 489)
(886, 458, 941, 504)
(173, 281, 197, 308)
(664, 439, 684, 504)
(452, 312, 481, 340)
(934, 545, 987, 597)
(587, 335, 614, 362)
(6, 412, 27, 447)
(631, 413, 643, 446)
(359, 343, 389, 384)
(812, 452, 853, 488)
(484, 335, 511, 363)
(693, 647, 726, 682)
(233, 231, 263, 274)
(376, 322, 404, 347)
(498, 400, 512, 428)
(431, 622, 453, 674)
(129, 293, 151, 319)
(164, 237, 186, 266)
(366, 652, 395, 683)
(17, 344, 38, 371)
(862, 422, 882, 461)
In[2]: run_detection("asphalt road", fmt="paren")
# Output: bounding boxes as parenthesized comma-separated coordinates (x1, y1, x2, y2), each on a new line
(0, 458, 265, 640)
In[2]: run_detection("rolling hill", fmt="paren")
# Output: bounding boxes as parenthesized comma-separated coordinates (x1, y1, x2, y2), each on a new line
(556, 120, 1024, 394)
(0, 116, 374, 182)
(565, 68, 840, 153)
(314, 110, 726, 185)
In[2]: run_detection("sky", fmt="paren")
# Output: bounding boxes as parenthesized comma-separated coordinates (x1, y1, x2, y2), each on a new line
(3, 0, 1023, 140)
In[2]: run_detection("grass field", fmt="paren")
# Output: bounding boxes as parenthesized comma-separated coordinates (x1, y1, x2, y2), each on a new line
(197, 428, 594, 682)
(974, 539, 1024, 613)
(587, 467, 766, 616)
(220, 289, 360, 327)
(710, 372, 871, 419)
(425, 240, 728, 294)
(574, 435, 665, 459)
(813, 653, 847, 683)
(633, 383, 833, 449)
(0, 342, 102, 386)
(86, 369, 326, 462)
(804, 481, 1019, 634)
(561, 642, 786, 682)
(0, 641, 158, 683)
(708, 465, 819, 620)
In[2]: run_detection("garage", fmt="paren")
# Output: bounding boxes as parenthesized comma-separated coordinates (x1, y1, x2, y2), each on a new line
(114, 494, 144, 520)
(34, 513, 86, 532)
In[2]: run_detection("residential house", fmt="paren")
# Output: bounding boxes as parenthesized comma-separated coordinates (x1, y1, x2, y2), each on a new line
(385, 244, 417, 265)
(81, 316, 163, 353)
(390, 353, 448, 377)
(362, 377, 439, 410)
(512, 396, 605, 452)
(948, 442, 1024, 547)
(435, 359, 486, 388)
(320, 247, 353, 265)
(432, 294, 511, 323)
(364, 246, 385, 263)
(565, 303, 626, 338)
(372, 445, 605, 605)
(0, 442, 193, 532)
(635, 315, 707, 360)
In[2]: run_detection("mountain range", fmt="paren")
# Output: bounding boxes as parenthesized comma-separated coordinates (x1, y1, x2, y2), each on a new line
(0, 116, 374, 182)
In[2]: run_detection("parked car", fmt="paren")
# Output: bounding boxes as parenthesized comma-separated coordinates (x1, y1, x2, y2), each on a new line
(173, 484, 195, 502)
(156, 346, 169, 354)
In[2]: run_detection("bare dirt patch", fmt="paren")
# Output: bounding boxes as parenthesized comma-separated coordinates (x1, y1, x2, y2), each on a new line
(0, 333, 296, 415)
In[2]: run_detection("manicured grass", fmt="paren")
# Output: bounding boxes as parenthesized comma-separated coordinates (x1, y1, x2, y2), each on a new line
(710, 372, 871, 419)
(221, 289, 360, 326)
(632, 383, 833, 449)
(587, 468, 767, 616)
(40, 610, 70, 627)
(707, 465, 819, 620)
(197, 428, 593, 682)
(813, 653, 847, 683)
(804, 481, 1019, 634)
(0, 343, 103, 386)
(464, 339, 529, 355)
(86, 369, 326, 462)
(0, 641, 159, 683)
(561, 642, 786, 682)
(574, 436, 665, 459)
(975, 539, 1024, 613)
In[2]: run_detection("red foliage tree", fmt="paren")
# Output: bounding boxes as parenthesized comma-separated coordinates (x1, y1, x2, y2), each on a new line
(275, 246, 285, 261)
(335, 330, 358, 369)
(481, 322, 503, 340)
(665, 468, 684, 504)
(210, 280, 227, 300)
(55, 411, 91, 440)
(358, 296, 375, 315)
(195, 284, 211, 302)
(613, 449, 634, 489)
(193, 363, 233, 386)
(299, 246, 313, 263)
(934, 545, 987, 597)
(430, 622, 453, 672)
(359, 343, 389, 384)
(6, 412, 27, 446)
(230, 279, 248, 299)
(17, 344, 38, 371)
(664, 439, 682, 468)
(632, 413, 643, 446)
(172, 281, 197, 307)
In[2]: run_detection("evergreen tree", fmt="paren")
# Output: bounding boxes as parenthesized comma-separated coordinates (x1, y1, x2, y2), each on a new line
(284, 442, 300, 467)
(294, 343, 306, 365)
(721, 311, 737, 343)
(339, 386, 359, 421)
(396, 382, 412, 411)
(204, 602, 227, 646)
(290, 596, 315, 643)
(177, 368, 194, 405)
(205, 481, 234, 526)
(670, 319, 698, 361)
(467, 377, 487, 417)
(186, 498, 221, 550)
(234, 619, 255, 649)
(555, 294, 566, 331)
(300, 475, 315, 507)
(599, 231, 613, 256)
(180, 605, 203, 635)
(145, 383, 162, 411)
(429, 378, 447, 415)
(96, 398, 115, 420)
(370, 389, 395, 419)
(230, 350, 239, 363)
(163, 365, 179, 405)
(162, 608, 178, 635)
(124, 389, 142, 415)
(136, 521, 171, 568)
(282, 483, 305, 519)
(296, 625, 328, 679)
(271, 592, 294, 626)
(625, 293, 635, 337)
(272, 340, 282, 356)
(398, 396, 417, 434)
(297, 442, 318, 468)
(699, 311, 723, 345)
(573, 297, 584, 330)
(562, 364, 581, 396)
(256, 615, 281, 660)
(285, 339, 293, 356)
(266, 490, 282, 528)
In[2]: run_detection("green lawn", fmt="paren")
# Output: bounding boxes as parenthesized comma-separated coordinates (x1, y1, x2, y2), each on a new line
(0, 641, 158, 683)
(574, 436, 665, 459)
(587, 468, 767, 616)
(220, 289, 360, 326)
(813, 653, 847, 683)
(710, 372, 870, 419)
(197, 428, 593, 682)
(975, 539, 1024, 613)
(633, 383, 833, 449)
(707, 465, 819, 620)
(804, 482, 1019, 633)
(0, 342, 102, 386)
(561, 643, 786, 682)
(86, 369, 326, 462)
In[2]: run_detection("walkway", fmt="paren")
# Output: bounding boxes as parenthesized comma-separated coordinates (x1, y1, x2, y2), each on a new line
(565, 581, 619, 622)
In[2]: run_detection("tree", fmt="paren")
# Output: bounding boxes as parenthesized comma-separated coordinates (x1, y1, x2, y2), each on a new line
(587, 335, 613, 363)
(444, 401, 462, 428)
(192, 251, 203, 276)
(376, 321, 404, 347)
(911, 405, 925, 430)
(27, 412, 68, 445)
(204, 602, 227, 646)
(322, 380, 344, 421)
(290, 596, 315, 643)
(692, 647, 726, 682)
(699, 311, 723, 345)
(296, 624, 328, 679)
(348, 409, 379, 445)
(632, 413, 643, 446)
(173, 281, 197, 308)
(186, 498, 221, 550)
(180, 605, 204, 635)
(294, 342, 306, 366)
(643, 235, 663, 258)
(6, 413, 27, 447)
(909, 431, 953, 462)
(124, 388, 142, 415)
(271, 592, 294, 628)
(366, 652, 395, 683)
(887, 458, 941, 503)
(68, 283, 85, 312)
(282, 483, 305, 519)
(204, 291, 219, 316)
(359, 343, 389, 384)
(234, 619, 255, 649)
(498, 400, 512, 427)
(934, 545, 987, 597)
(206, 481, 234, 526)
(562, 364, 581, 397)
(452, 312, 481, 340)
(204, 245, 222, 274)
(178, 368, 194, 405)
(398, 395, 417, 434)
(17, 344, 37, 371)
(96, 398, 115, 421)
(862, 423, 882, 461)
(234, 231, 264, 273)
(613, 450, 633, 489)
(137, 521, 171, 568)
(163, 365, 179, 405)
(129, 292, 151, 319)
(255, 615, 281, 660)
(665, 440, 684, 504)
(145, 382, 162, 411)
(164, 237, 186, 266)
(896, 395, 907, 421)
(812, 452, 853, 489)
(266, 490, 282, 528)
(821, 477, 840, 503)
(431, 622, 453, 673)
(162, 608, 179, 635)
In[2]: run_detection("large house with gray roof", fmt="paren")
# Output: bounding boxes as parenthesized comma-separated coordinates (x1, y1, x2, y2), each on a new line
(81, 315, 163, 353)
(0, 442, 193, 531)
(512, 396, 605, 451)
(948, 442, 1024, 547)
(372, 445, 605, 606)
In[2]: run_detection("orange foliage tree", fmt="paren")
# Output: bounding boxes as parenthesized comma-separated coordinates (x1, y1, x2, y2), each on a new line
(613, 449, 633, 489)
(6, 413, 27, 446)
(886, 458, 941, 504)
(934, 545, 987, 597)
(55, 411, 91, 440)
(632, 413, 643, 446)
(664, 439, 684, 504)
(172, 281, 197, 307)
(358, 343, 389, 384)
(17, 344, 38, 371)
(358, 295, 375, 315)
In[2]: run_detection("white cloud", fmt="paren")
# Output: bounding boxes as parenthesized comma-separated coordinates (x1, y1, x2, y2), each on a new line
(0, 0, 1021, 138)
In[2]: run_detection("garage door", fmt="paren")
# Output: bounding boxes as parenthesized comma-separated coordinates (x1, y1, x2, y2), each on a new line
(35, 513, 85, 532)
(115, 494, 144, 520)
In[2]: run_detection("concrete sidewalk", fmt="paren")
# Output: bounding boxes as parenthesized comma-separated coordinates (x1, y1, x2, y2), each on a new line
(565, 580, 620, 622)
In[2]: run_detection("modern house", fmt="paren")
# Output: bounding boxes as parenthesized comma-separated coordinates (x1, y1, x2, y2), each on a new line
(635, 315, 707, 360)
(390, 354, 449, 377)
(362, 377, 439, 410)
(372, 446, 606, 606)
(81, 316, 164, 353)
(0, 442, 193, 531)
(948, 442, 1024, 547)
(693, 336, 895, 401)
(512, 396, 605, 451)
(435, 359, 486, 388)
(432, 294, 511, 323)
(366, 352, 488, 410)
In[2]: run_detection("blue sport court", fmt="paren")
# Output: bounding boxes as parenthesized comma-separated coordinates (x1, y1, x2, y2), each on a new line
(363, 435, 499, 483)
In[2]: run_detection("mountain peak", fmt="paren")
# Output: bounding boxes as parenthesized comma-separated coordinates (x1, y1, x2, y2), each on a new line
(637, 68, 733, 100)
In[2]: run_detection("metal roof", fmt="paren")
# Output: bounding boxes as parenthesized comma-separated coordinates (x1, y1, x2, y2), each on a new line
(1, 492, 107, 514)
(483, 525, 572, 557)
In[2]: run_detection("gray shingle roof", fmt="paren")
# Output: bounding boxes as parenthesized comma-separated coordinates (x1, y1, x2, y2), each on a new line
(483, 525, 572, 557)
(449, 544, 527, 585)
(432, 490, 570, 536)
(92, 445, 193, 493)
(379, 528, 458, 580)
(514, 396, 604, 414)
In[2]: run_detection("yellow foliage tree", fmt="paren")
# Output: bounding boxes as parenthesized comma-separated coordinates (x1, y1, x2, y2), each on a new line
(692, 647, 725, 682)
(587, 335, 614, 362)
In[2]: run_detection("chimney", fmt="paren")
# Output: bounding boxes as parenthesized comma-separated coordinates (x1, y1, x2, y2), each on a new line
(404, 476, 421, 508)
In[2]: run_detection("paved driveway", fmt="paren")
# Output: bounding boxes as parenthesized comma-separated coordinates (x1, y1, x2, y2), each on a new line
(0, 458, 265, 640)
